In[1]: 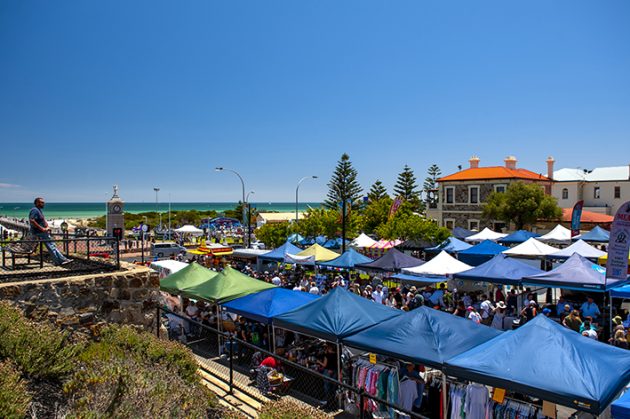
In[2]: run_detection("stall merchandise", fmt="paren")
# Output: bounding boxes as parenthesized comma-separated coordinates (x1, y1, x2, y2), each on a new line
(352, 357, 400, 415)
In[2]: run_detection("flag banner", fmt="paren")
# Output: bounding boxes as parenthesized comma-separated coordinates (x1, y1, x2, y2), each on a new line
(570, 200, 584, 237)
(606, 201, 630, 280)
(388, 196, 404, 219)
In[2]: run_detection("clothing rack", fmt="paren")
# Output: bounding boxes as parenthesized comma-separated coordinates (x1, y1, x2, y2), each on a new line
(355, 353, 400, 370)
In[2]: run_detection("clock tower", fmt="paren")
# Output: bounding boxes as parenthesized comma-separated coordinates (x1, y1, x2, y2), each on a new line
(106, 185, 125, 237)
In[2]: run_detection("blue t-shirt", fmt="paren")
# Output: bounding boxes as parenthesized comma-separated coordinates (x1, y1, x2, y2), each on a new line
(29, 207, 46, 233)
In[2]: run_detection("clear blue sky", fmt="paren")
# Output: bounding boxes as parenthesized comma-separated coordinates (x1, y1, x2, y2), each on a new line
(1, 1, 629, 203)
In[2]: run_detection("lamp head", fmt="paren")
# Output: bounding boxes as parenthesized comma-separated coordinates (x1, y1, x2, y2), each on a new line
(215, 167, 223, 172)
(312, 175, 318, 179)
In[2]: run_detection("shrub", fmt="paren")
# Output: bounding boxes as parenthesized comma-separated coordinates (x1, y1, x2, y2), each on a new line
(259, 399, 331, 419)
(0, 302, 81, 379)
(64, 355, 212, 418)
(0, 360, 31, 419)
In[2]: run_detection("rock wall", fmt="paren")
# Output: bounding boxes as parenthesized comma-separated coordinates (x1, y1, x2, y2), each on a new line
(0, 263, 159, 335)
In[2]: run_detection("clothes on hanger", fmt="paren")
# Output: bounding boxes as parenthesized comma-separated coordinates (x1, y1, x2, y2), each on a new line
(464, 383, 488, 419)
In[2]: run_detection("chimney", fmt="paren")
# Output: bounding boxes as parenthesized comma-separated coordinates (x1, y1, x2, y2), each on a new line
(546, 156, 555, 180)
(504, 155, 517, 170)
(469, 155, 480, 169)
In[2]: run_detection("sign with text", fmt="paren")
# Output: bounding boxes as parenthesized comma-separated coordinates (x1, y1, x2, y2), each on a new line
(570, 200, 584, 237)
(607, 201, 630, 280)
(369, 353, 377, 364)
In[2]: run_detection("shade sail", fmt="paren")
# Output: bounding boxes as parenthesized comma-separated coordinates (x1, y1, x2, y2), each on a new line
(452, 227, 475, 240)
(355, 248, 425, 272)
(523, 253, 626, 292)
(180, 266, 275, 303)
(258, 241, 303, 261)
(319, 248, 374, 269)
(425, 237, 472, 254)
(464, 227, 507, 242)
(297, 244, 339, 262)
(272, 287, 402, 342)
(160, 262, 218, 294)
(453, 254, 543, 286)
(574, 226, 610, 243)
(174, 224, 204, 234)
(612, 390, 630, 419)
(498, 230, 540, 244)
(446, 315, 630, 414)
(502, 238, 558, 258)
(548, 239, 607, 260)
(538, 224, 572, 243)
(343, 306, 501, 369)
(403, 251, 471, 277)
(351, 233, 378, 248)
(396, 239, 437, 251)
(222, 288, 318, 324)
(457, 240, 509, 266)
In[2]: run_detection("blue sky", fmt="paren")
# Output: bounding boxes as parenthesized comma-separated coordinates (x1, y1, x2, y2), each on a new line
(1, 0, 629, 203)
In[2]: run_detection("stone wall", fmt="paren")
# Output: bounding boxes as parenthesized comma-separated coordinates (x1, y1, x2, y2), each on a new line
(0, 262, 159, 335)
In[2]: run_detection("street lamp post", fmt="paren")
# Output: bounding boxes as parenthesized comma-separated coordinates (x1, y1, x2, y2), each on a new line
(153, 187, 161, 236)
(246, 191, 255, 248)
(296, 176, 318, 223)
(215, 167, 246, 243)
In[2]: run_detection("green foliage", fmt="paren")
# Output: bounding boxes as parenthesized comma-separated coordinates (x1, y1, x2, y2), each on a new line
(324, 153, 363, 211)
(393, 165, 424, 212)
(256, 222, 292, 249)
(375, 211, 450, 243)
(259, 399, 330, 419)
(0, 302, 82, 380)
(0, 360, 31, 419)
(294, 207, 362, 239)
(361, 197, 393, 234)
(367, 180, 389, 202)
(423, 164, 441, 206)
(482, 181, 562, 229)
(89, 209, 219, 231)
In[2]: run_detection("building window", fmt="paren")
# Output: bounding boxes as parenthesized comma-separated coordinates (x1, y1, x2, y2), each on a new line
(493, 222, 506, 232)
(469, 220, 479, 231)
(494, 184, 507, 194)
(444, 219, 455, 229)
(594, 187, 600, 199)
(445, 187, 455, 204)
(615, 186, 621, 199)
(469, 186, 479, 204)
(562, 188, 568, 200)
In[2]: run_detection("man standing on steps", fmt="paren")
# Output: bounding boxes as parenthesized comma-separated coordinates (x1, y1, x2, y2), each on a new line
(29, 197, 72, 266)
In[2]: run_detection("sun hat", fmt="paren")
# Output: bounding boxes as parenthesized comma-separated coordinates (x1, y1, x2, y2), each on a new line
(496, 301, 507, 309)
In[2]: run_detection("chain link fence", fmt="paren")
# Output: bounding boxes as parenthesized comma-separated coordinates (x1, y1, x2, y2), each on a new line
(158, 306, 427, 418)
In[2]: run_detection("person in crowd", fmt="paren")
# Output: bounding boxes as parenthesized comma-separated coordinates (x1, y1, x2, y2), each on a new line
(462, 292, 472, 309)
(494, 286, 505, 303)
(581, 320, 598, 340)
(563, 309, 582, 333)
(429, 283, 445, 308)
(542, 308, 552, 317)
(479, 294, 495, 325)
(490, 301, 507, 330)
(372, 284, 385, 304)
(453, 301, 467, 318)
(317, 344, 339, 408)
(506, 289, 518, 315)
(559, 304, 572, 322)
(520, 300, 537, 324)
(580, 296, 601, 321)
(612, 329, 629, 349)
(309, 282, 320, 295)
(28, 197, 72, 266)
(556, 296, 572, 316)
(467, 306, 482, 324)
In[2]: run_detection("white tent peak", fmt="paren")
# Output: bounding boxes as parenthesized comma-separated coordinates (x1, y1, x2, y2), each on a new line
(351, 233, 377, 248)
(538, 224, 571, 243)
(402, 250, 472, 276)
(502, 238, 558, 257)
(549, 239, 607, 259)
(464, 227, 507, 242)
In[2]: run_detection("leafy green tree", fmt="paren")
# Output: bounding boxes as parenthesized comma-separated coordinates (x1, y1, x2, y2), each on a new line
(367, 180, 389, 202)
(361, 197, 393, 234)
(423, 164, 442, 207)
(376, 212, 450, 242)
(294, 207, 362, 239)
(255, 222, 292, 249)
(324, 153, 363, 211)
(482, 181, 562, 230)
(393, 165, 424, 212)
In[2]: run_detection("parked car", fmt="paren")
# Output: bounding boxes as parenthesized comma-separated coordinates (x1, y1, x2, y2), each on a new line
(151, 243, 187, 259)
(250, 241, 266, 250)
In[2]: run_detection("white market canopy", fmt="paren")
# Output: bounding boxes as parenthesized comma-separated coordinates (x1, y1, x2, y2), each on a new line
(150, 260, 188, 274)
(351, 233, 378, 248)
(538, 224, 572, 243)
(502, 237, 558, 258)
(174, 225, 204, 235)
(548, 239, 607, 260)
(402, 251, 472, 276)
(464, 227, 507, 243)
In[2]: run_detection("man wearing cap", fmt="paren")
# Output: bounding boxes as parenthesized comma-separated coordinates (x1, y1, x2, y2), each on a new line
(372, 284, 385, 304)
(542, 308, 552, 317)
(467, 306, 482, 324)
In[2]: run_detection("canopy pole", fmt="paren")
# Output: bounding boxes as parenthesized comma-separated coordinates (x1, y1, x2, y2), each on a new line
(272, 324, 276, 353)
(337, 341, 343, 408)
(442, 372, 448, 419)
(216, 304, 222, 356)
(609, 291, 613, 338)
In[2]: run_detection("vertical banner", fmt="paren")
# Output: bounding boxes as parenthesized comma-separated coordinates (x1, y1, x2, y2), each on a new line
(388, 196, 404, 219)
(606, 201, 630, 280)
(570, 200, 584, 237)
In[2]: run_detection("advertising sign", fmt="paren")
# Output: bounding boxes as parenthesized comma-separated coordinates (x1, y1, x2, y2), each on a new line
(606, 201, 630, 280)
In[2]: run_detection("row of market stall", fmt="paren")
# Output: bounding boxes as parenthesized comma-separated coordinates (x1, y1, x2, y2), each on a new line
(158, 263, 630, 416)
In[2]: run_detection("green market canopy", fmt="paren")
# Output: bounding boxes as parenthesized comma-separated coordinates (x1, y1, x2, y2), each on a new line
(160, 262, 218, 295)
(180, 266, 275, 304)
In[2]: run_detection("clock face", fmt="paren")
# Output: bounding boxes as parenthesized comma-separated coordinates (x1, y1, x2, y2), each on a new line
(112, 204, 122, 214)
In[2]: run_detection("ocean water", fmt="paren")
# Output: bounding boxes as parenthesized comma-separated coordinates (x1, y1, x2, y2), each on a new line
(0, 202, 321, 220)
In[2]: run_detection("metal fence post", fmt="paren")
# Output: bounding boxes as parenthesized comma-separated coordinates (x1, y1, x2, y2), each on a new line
(86, 236, 90, 260)
(39, 241, 44, 268)
(116, 237, 121, 269)
(359, 389, 365, 419)
(228, 335, 234, 394)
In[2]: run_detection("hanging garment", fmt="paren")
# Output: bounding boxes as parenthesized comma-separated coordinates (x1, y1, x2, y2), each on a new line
(398, 377, 419, 418)
(464, 383, 488, 419)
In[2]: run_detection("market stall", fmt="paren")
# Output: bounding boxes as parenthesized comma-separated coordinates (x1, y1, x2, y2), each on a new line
(573, 225, 610, 243)
(402, 250, 471, 277)
(538, 224, 572, 244)
(355, 248, 425, 273)
(296, 244, 339, 262)
(457, 240, 509, 266)
(159, 262, 217, 295)
(453, 253, 543, 286)
(452, 227, 475, 240)
(548, 239, 607, 261)
(318, 248, 373, 270)
(258, 241, 302, 262)
(498, 230, 540, 245)
(425, 237, 472, 255)
(464, 227, 507, 243)
(350, 233, 378, 248)
(222, 288, 318, 325)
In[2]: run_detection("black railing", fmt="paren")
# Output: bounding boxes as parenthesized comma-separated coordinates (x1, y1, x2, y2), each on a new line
(0, 233, 121, 281)
(158, 306, 427, 419)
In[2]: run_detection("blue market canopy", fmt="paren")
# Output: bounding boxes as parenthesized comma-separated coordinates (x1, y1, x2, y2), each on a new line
(299, 237, 315, 246)
(498, 230, 540, 245)
(323, 237, 351, 249)
(355, 248, 425, 272)
(287, 233, 305, 244)
(523, 253, 626, 292)
(343, 306, 500, 369)
(574, 226, 610, 243)
(548, 239, 607, 260)
(272, 287, 402, 342)
(452, 227, 475, 240)
(222, 288, 319, 324)
(446, 315, 630, 414)
(457, 240, 509, 266)
(319, 248, 374, 269)
(612, 390, 630, 419)
(391, 273, 443, 285)
(258, 241, 303, 262)
(425, 237, 472, 254)
(453, 254, 544, 286)
(611, 284, 630, 299)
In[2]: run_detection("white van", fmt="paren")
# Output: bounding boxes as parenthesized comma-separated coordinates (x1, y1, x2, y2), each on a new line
(151, 243, 187, 259)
